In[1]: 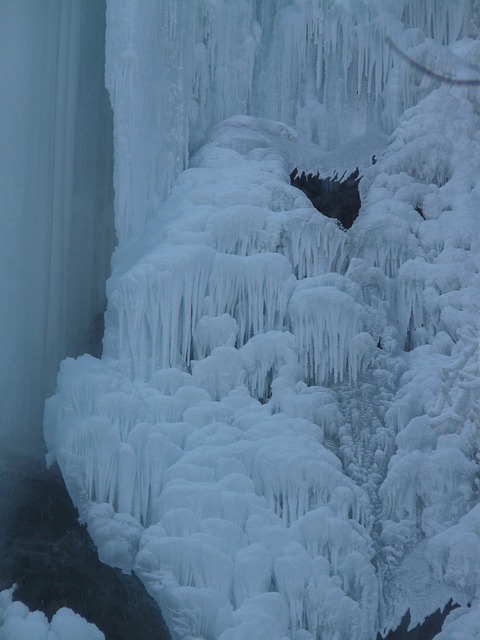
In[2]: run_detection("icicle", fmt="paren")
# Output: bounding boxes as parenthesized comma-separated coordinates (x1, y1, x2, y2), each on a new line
(289, 274, 370, 384)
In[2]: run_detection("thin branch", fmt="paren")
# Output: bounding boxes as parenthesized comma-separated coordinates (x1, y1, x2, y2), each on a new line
(386, 37, 480, 86)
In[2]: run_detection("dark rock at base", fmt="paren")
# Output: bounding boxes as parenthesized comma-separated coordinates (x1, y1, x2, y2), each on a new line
(0, 453, 171, 640)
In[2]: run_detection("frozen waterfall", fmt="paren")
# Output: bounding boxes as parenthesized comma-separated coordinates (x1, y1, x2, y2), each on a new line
(0, 0, 114, 449)
(3, 0, 480, 639)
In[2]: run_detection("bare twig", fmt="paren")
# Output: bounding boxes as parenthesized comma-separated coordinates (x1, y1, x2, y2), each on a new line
(386, 36, 480, 86)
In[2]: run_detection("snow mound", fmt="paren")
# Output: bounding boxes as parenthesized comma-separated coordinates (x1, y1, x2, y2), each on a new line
(0, 587, 104, 640)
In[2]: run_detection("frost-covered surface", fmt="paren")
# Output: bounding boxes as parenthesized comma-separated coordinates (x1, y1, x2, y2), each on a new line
(0, 587, 104, 640)
(45, 2, 480, 639)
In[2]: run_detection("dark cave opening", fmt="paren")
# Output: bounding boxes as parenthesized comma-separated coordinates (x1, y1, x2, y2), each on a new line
(290, 167, 361, 230)
(377, 601, 462, 640)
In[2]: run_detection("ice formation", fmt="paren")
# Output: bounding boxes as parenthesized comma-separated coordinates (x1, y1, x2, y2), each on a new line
(106, 0, 474, 243)
(0, 587, 104, 640)
(43, 1, 480, 639)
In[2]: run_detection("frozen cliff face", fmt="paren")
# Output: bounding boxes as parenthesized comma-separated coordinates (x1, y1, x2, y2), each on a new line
(44, 1, 480, 639)
(0, 0, 114, 447)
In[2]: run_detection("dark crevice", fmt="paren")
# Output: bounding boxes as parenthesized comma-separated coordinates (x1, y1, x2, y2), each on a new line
(377, 601, 461, 640)
(290, 167, 362, 230)
(415, 205, 426, 220)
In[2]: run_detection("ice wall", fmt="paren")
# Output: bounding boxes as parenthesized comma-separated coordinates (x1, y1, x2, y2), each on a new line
(105, 0, 473, 242)
(0, 0, 115, 448)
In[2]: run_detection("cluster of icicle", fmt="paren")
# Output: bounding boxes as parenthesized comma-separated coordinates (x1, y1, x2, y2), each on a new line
(105, 0, 473, 242)
(46, 119, 380, 640)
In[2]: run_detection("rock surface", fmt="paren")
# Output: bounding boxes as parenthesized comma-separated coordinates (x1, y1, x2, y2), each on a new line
(0, 451, 171, 640)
